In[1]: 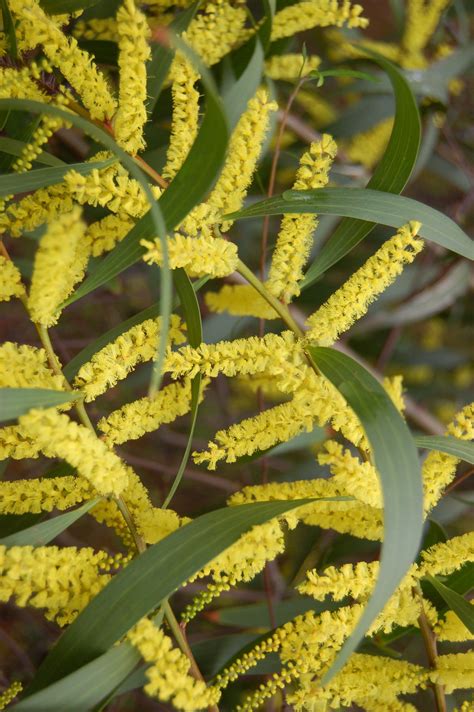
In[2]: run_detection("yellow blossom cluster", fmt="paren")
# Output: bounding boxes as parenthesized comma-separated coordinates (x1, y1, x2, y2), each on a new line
(27, 206, 89, 326)
(0, 342, 65, 390)
(0, 544, 111, 625)
(0, 475, 93, 514)
(73, 315, 186, 401)
(18, 408, 130, 496)
(0, 682, 23, 710)
(142, 234, 239, 277)
(127, 617, 221, 710)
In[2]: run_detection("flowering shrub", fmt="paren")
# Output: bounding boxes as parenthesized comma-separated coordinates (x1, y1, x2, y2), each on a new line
(0, 0, 473, 710)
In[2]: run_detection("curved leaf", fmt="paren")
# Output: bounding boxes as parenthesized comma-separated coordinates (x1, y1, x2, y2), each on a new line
(307, 346, 423, 682)
(0, 498, 100, 546)
(0, 156, 116, 198)
(426, 575, 474, 634)
(226, 187, 474, 260)
(39, 0, 101, 14)
(0, 388, 82, 422)
(415, 435, 474, 464)
(25, 499, 311, 694)
(301, 47, 421, 287)
(15, 644, 141, 712)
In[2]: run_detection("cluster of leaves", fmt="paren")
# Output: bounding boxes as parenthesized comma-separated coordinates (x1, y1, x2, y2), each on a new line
(0, 0, 473, 710)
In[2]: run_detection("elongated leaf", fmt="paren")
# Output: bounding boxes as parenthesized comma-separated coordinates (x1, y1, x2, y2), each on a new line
(222, 33, 265, 130)
(212, 596, 337, 628)
(15, 644, 141, 712)
(307, 347, 423, 682)
(302, 48, 421, 287)
(426, 575, 474, 633)
(0, 388, 82, 422)
(161, 268, 202, 507)
(146, 2, 199, 115)
(0, 498, 100, 546)
(0, 0, 17, 57)
(25, 500, 311, 693)
(226, 187, 474, 260)
(415, 435, 474, 464)
(0, 136, 64, 166)
(0, 156, 116, 198)
(0, 97, 171, 405)
(64, 36, 229, 307)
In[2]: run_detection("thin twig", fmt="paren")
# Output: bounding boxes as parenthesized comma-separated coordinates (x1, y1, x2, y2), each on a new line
(415, 585, 447, 712)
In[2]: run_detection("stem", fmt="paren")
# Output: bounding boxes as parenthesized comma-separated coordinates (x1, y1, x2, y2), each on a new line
(236, 259, 304, 338)
(115, 496, 146, 554)
(134, 155, 168, 189)
(415, 585, 446, 712)
(163, 601, 220, 712)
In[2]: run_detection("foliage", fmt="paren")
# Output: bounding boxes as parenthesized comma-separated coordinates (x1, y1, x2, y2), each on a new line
(0, 0, 473, 710)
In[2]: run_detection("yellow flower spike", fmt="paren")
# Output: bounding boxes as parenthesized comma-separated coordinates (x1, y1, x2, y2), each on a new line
(402, 0, 452, 61)
(27, 206, 89, 327)
(436, 608, 474, 642)
(127, 617, 221, 710)
(229, 478, 384, 541)
(418, 532, 474, 578)
(271, 0, 368, 41)
(318, 440, 381, 508)
(267, 135, 337, 303)
(9, 0, 117, 119)
(0, 681, 23, 710)
(431, 652, 474, 694)
(0, 425, 41, 460)
(344, 117, 394, 169)
(163, 330, 304, 381)
(207, 88, 278, 230)
(181, 0, 247, 69)
(0, 342, 66, 390)
(264, 53, 321, 81)
(0, 544, 111, 625)
(114, 0, 151, 154)
(0, 476, 93, 514)
(204, 284, 279, 319)
(73, 315, 186, 401)
(423, 402, 474, 512)
(290, 654, 428, 711)
(0, 182, 75, 238)
(0, 256, 24, 301)
(162, 53, 200, 180)
(183, 519, 285, 621)
(213, 633, 284, 691)
(141, 233, 238, 277)
(193, 399, 316, 469)
(18, 409, 130, 497)
(305, 221, 424, 346)
(0, 65, 46, 102)
(85, 213, 134, 257)
(98, 377, 206, 445)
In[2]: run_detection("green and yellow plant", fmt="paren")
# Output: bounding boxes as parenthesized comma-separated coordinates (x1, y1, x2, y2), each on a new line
(0, 0, 473, 709)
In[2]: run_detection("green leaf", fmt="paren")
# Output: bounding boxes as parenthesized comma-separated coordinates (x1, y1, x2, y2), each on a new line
(39, 0, 101, 14)
(307, 347, 423, 682)
(212, 596, 337, 628)
(0, 156, 116, 198)
(146, 2, 199, 116)
(0, 0, 17, 57)
(222, 32, 265, 130)
(0, 388, 82, 422)
(415, 435, 474, 464)
(25, 500, 311, 694)
(64, 35, 229, 307)
(226, 187, 474, 261)
(308, 68, 378, 87)
(302, 48, 421, 287)
(0, 136, 64, 166)
(15, 644, 141, 712)
(161, 268, 202, 507)
(426, 575, 474, 634)
(0, 498, 101, 546)
(0, 97, 172, 407)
